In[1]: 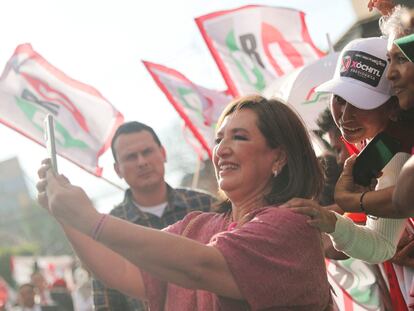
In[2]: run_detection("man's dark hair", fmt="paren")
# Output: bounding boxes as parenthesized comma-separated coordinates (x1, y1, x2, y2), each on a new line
(111, 121, 162, 161)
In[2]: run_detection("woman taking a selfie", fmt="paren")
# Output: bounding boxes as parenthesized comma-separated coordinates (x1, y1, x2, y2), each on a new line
(36, 96, 332, 310)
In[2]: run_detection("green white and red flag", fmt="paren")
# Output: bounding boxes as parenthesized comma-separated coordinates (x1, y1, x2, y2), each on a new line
(143, 61, 231, 158)
(0, 44, 124, 176)
(196, 5, 325, 96)
(326, 258, 387, 310)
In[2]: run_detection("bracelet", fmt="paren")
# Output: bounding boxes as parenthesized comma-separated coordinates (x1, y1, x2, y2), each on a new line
(91, 214, 108, 241)
(359, 191, 369, 213)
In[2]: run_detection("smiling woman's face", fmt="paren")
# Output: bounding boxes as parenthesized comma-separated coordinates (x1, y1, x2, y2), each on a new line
(330, 95, 392, 143)
(213, 109, 279, 200)
(387, 34, 414, 110)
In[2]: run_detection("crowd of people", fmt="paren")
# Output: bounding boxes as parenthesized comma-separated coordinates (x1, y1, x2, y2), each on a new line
(1, 0, 414, 310)
(0, 267, 93, 311)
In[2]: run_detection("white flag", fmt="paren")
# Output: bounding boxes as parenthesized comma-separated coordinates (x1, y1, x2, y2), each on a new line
(196, 5, 325, 96)
(0, 44, 124, 176)
(143, 61, 231, 157)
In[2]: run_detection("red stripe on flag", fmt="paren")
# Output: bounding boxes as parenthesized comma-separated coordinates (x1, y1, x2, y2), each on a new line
(383, 261, 408, 310)
(299, 12, 325, 58)
(261, 23, 285, 76)
(0, 43, 124, 177)
(409, 218, 414, 230)
(96, 111, 124, 159)
(262, 22, 304, 75)
(343, 292, 355, 311)
(195, 17, 239, 97)
(21, 72, 90, 133)
(340, 136, 360, 155)
(13, 44, 112, 99)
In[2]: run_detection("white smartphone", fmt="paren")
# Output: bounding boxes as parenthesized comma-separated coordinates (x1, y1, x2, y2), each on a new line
(44, 114, 58, 174)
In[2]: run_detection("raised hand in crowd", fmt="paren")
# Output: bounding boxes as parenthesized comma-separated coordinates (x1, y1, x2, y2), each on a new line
(368, 0, 395, 16)
(37, 160, 97, 232)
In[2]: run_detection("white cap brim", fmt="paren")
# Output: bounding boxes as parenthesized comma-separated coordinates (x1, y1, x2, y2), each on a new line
(315, 77, 391, 110)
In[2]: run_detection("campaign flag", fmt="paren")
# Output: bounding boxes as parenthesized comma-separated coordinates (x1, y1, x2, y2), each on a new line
(326, 258, 388, 310)
(0, 44, 124, 176)
(143, 61, 231, 158)
(196, 5, 325, 96)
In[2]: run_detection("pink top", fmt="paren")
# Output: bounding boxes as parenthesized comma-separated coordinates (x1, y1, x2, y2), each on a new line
(142, 207, 331, 311)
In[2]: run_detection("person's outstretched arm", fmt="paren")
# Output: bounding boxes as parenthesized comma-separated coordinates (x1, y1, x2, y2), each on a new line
(62, 223, 146, 301)
(37, 162, 242, 300)
(281, 198, 405, 263)
(37, 166, 146, 300)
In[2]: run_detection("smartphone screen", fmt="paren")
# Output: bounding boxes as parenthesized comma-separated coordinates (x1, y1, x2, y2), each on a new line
(352, 131, 401, 186)
(44, 114, 58, 174)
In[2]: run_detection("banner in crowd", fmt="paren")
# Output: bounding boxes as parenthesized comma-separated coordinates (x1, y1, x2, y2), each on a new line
(0, 44, 124, 176)
(196, 5, 325, 96)
(143, 61, 231, 158)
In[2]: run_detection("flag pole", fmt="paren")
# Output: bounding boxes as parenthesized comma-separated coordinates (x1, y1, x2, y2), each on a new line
(191, 156, 201, 189)
(98, 175, 125, 191)
(326, 33, 334, 54)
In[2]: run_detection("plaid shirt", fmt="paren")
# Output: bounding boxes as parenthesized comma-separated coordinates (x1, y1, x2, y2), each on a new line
(92, 184, 215, 311)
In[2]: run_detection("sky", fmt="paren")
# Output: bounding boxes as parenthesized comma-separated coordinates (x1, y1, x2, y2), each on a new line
(0, 0, 361, 212)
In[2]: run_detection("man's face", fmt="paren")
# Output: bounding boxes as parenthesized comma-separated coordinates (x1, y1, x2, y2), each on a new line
(114, 131, 166, 193)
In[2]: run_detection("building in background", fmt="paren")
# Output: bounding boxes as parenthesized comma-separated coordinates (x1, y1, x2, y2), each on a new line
(334, 0, 414, 51)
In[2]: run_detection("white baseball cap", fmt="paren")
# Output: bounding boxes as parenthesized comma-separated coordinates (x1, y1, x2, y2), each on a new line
(316, 37, 392, 110)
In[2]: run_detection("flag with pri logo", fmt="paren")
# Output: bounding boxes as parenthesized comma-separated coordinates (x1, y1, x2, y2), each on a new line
(196, 5, 325, 96)
(0, 44, 124, 176)
(143, 61, 231, 158)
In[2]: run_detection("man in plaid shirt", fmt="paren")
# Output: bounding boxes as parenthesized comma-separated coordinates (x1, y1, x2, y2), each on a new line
(93, 121, 216, 311)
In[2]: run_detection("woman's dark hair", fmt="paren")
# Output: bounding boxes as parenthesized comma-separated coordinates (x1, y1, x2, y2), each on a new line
(215, 95, 323, 212)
